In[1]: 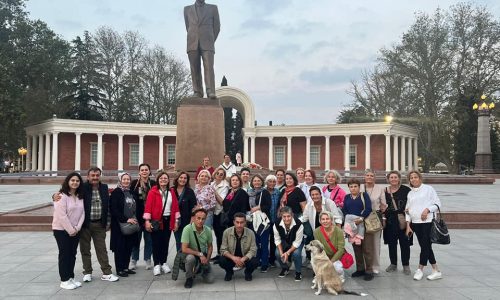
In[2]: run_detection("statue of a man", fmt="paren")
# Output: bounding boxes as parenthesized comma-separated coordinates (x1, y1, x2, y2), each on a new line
(184, 0, 220, 99)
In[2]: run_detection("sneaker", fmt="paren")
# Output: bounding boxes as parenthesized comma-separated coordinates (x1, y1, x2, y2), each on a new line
(364, 273, 374, 281)
(260, 266, 268, 273)
(184, 277, 193, 288)
(351, 270, 366, 278)
(60, 280, 77, 290)
(385, 264, 397, 272)
(372, 269, 379, 274)
(245, 273, 253, 281)
(294, 272, 302, 281)
(129, 260, 137, 270)
(413, 269, 423, 281)
(153, 265, 161, 276)
(403, 266, 411, 275)
(233, 266, 242, 271)
(427, 271, 442, 281)
(339, 274, 345, 283)
(224, 272, 233, 281)
(161, 263, 171, 274)
(82, 274, 92, 282)
(278, 268, 289, 278)
(70, 278, 82, 288)
(126, 269, 136, 275)
(101, 274, 119, 282)
(117, 271, 129, 277)
(145, 259, 152, 270)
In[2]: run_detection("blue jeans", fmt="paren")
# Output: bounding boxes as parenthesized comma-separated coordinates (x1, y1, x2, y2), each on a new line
(131, 228, 152, 261)
(204, 211, 214, 229)
(255, 227, 270, 267)
(275, 241, 304, 273)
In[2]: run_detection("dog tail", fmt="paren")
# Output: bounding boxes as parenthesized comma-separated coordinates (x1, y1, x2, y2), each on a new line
(341, 290, 368, 296)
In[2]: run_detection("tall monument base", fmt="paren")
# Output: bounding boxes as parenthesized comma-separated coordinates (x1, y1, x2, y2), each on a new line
(475, 152, 494, 174)
(175, 97, 225, 172)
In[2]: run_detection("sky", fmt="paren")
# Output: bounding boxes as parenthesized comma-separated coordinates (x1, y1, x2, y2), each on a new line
(25, 0, 500, 125)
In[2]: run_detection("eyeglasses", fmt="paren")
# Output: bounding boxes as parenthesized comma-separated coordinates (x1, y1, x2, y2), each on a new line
(216, 172, 224, 176)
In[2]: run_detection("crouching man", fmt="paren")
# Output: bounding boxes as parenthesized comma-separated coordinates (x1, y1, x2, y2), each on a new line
(219, 212, 259, 281)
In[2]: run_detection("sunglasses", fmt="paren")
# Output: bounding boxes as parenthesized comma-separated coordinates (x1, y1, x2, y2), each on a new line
(216, 172, 224, 176)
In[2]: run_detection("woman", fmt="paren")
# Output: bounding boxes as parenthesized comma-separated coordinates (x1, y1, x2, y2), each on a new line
(313, 211, 347, 282)
(222, 174, 250, 229)
(342, 178, 373, 281)
(299, 169, 319, 204)
(279, 172, 306, 216)
(248, 174, 272, 272)
(173, 171, 197, 251)
(362, 169, 387, 274)
(383, 170, 412, 275)
(211, 167, 229, 261)
(110, 173, 139, 277)
(194, 156, 215, 183)
(194, 169, 218, 228)
(322, 170, 346, 209)
(144, 171, 180, 276)
(275, 169, 286, 191)
(295, 168, 305, 185)
(52, 172, 85, 290)
(303, 186, 343, 231)
(130, 163, 155, 270)
(265, 174, 281, 267)
(405, 170, 442, 281)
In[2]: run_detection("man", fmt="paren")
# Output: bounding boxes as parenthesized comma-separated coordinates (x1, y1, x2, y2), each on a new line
(184, 0, 220, 98)
(274, 206, 304, 281)
(240, 167, 251, 191)
(219, 154, 236, 178)
(219, 212, 259, 281)
(181, 207, 214, 288)
(53, 167, 118, 283)
(194, 156, 215, 182)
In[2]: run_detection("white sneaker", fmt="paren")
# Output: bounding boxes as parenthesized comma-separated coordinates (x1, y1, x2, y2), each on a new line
(60, 280, 77, 290)
(82, 274, 92, 282)
(413, 269, 423, 281)
(101, 274, 119, 282)
(339, 274, 345, 283)
(161, 263, 171, 274)
(129, 260, 137, 270)
(153, 265, 161, 276)
(70, 278, 82, 287)
(145, 259, 152, 270)
(427, 271, 442, 281)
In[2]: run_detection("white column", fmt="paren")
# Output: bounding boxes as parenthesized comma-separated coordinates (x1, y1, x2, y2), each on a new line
(385, 134, 391, 172)
(243, 135, 249, 163)
(287, 136, 292, 171)
(393, 135, 399, 171)
(250, 136, 256, 163)
(37, 134, 44, 171)
(344, 135, 350, 172)
(413, 138, 418, 171)
(268, 137, 273, 170)
(31, 135, 37, 171)
(44, 132, 51, 171)
(75, 133, 81, 171)
(158, 136, 164, 170)
(401, 136, 406, 172)
(138, 135, 144, 164)
(365, 134, 371, 170)
(51, 132, 59, 172)
(26, 136, 32, 171)
(324, 136, 330, 170)
(97, 133, 103, 169)
(305, 136, 311, 170)
(408, 137, 413, 170)
(117, 134, 124, 171)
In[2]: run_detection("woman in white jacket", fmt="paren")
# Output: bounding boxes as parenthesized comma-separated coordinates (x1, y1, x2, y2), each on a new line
(405, 170, 442, 281)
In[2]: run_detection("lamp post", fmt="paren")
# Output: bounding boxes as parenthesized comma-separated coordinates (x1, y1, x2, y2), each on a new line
(472, 95, 495, 174)
(17, 147, 27, 172)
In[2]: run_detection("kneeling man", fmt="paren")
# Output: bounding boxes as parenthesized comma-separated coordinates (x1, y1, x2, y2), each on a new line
(219, 212, 259, 281)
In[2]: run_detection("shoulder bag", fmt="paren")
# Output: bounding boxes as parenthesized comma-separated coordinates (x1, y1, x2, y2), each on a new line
(320, 226, 354, 269)
(150, 191, 167, 232)
(430, 204, 450, 245)
(119, 193, 140, 235)
(386, 187, 406, 230)
(361, 192, 382, 234)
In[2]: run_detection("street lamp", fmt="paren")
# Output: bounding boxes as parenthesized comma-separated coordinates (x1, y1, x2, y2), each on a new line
(384, 115, 393, 123)
(17, 147, 27, 172)
(472, 94, 495, 174)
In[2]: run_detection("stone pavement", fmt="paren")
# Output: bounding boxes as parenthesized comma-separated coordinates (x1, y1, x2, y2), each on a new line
(0, 229, 500, 300)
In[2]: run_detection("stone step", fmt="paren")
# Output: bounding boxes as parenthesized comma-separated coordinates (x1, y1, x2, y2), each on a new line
(0, 223, 52, 231)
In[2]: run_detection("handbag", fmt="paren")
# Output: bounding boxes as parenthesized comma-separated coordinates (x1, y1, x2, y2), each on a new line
(360, 193, 382, 233)
(430, 204, 450, 245)
(386, 187, 406, 230)
(252, 192, 270, 235)
(119, 222, 140, 235)
(320, 226, 354, 269)
(151, 191, 168, 232)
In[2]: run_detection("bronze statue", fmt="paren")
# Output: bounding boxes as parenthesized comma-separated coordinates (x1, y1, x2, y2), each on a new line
(184, 0, 220, 99)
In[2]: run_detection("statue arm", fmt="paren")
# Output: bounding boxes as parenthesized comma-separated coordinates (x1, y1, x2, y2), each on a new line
(213, 6, 220, 40)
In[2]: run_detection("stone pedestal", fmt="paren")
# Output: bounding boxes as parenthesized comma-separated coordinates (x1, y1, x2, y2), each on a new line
(175, 97, 225, 172)
(474, 109, 494, 174)
(475, 153, 494, 174)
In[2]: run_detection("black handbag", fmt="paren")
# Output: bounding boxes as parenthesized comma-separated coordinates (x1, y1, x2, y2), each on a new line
(151, 193, 167, 232)
(430, 204, 450, 245)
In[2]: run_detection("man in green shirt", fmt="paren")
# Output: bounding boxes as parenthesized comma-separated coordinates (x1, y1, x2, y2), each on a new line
(181, 207, 214, 288)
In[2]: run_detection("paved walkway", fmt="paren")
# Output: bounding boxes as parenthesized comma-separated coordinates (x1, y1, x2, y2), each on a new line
(0, 229, 499, 299)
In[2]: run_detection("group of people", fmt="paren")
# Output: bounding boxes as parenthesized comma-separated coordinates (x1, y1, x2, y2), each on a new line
(51, 155, 443, 290)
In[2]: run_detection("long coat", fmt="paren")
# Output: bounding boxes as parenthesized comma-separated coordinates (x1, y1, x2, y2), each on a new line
(184, 3, 220, 52)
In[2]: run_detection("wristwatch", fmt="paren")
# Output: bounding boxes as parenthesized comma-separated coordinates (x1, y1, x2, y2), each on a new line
(199, 252, 204, 257)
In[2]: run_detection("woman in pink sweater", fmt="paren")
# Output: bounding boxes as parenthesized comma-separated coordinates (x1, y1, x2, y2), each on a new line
(52, 172, 85, 290)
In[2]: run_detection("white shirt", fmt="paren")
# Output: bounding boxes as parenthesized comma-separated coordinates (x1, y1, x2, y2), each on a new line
(161, 190, 173, 216)
(273, 218, 304, 249)
(405, 184, 441, 223)
(302, 197, 343, 227)
(299, 182, 319, 204)
(211, 180, 229, 215)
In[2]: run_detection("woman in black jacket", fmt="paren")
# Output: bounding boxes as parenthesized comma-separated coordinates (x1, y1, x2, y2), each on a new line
(110, 173, 139, 277)
(279, 172, 307, 216)
(172, 171, 197, 251)
(222, 174, 250, 229)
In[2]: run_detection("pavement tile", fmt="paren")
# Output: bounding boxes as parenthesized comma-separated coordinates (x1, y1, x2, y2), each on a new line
(409, 287, 469, 300)
(0, 271, 41, 283)
(9, 282, 60, 296)
(188, 291, 236, 300)
(144, 292, 190, 300)
(454, 287, 500, 299)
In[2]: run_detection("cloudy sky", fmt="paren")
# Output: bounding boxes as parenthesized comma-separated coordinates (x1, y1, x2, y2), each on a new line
(26, 0, 500, 125)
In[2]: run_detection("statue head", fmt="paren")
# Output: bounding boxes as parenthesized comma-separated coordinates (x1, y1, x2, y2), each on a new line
(196, 0, 205, 4)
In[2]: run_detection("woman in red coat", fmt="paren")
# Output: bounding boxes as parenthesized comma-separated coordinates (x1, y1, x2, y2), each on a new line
(143, 171, 180, 276)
